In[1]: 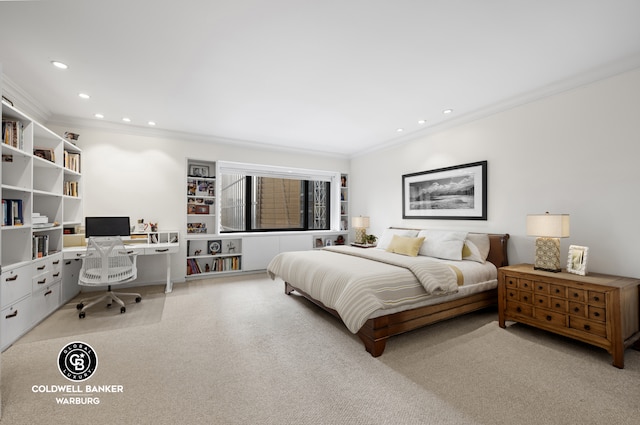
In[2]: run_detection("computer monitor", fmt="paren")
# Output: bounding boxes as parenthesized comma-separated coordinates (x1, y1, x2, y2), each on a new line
(85, 216, 131, 238)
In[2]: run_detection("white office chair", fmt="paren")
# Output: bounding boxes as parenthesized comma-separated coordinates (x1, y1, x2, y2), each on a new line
(76, 236, 141, 319)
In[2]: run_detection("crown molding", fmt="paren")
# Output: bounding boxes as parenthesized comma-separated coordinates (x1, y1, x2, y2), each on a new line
(1, 74, 51, 123)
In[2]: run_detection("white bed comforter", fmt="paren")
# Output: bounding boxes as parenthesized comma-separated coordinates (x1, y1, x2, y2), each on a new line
(267, 245, 479, 333)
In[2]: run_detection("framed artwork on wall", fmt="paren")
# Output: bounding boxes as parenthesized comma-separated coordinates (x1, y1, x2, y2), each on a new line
(402, 160, 487, 220)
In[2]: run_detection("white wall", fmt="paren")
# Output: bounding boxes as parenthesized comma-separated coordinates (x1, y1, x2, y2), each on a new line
(350, 67, 640, 277)
(46, 125, 349, 284)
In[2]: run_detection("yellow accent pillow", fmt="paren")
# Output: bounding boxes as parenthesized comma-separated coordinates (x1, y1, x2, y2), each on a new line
(386, 235, 425, 257)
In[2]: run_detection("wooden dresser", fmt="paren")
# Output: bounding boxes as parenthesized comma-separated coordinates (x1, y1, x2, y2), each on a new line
(498, 264, 640, 368)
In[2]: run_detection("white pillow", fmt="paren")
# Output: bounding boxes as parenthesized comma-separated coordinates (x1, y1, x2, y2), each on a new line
(376, 228, 419, 250)
(417, 229, 468, 260)
(463, 233, 491, 263)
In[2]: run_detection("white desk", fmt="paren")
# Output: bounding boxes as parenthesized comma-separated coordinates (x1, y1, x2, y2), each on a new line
(62, 242, 180, 293)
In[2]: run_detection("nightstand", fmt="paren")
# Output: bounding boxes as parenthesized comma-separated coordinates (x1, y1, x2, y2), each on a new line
(498, 264, 640, 368)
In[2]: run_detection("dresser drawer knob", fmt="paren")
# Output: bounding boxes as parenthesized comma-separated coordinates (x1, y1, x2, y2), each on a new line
(5, 275, 18, 282)
(38, 278, 47, 285)
(546, 315, 552, 321)
(523, 296, 529, 301)
(555, 303, 561, 308)
(574, 307, 580, 313)
(584, 324, 591, 331)
(593, 296, 600, 302)
(538, 299, 544, 304)
(594, 312, 600, 317)
(5, 310, 18, 319)
(44, 290, 52, 296)
(573, 293, 579, 298)
(37, 265, 46, 270)
(516, 307, 522, 313)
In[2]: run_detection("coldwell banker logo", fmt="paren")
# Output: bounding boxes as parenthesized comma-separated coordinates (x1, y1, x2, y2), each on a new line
(58, 341, 98, 381)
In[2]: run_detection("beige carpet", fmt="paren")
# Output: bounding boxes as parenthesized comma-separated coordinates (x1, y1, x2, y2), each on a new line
(1, 274, 639, 425)
(16, 285, 166, 344)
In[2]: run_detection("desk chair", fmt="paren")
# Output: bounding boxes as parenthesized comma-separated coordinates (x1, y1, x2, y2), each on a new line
(76, 236, 142, 319)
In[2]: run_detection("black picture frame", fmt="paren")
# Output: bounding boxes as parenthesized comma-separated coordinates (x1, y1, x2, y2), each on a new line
(189, 164, 210, 177)
(402, 160, 487, 220)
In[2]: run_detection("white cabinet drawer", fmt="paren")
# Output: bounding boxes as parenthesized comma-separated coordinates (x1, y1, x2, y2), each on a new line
(32, 254, 62, 276)
(1, 265, 31, 308)
(143, 244, 179, 255)
(32, 282, 61, 324)
(1, 295, 32, 350)
(32, 271, 53, 292)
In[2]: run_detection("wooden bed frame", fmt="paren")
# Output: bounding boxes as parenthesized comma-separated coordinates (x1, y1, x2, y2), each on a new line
(284, 232, 510, 357)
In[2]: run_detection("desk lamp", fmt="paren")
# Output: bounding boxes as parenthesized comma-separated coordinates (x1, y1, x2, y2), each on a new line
(526, 212, 570, 272)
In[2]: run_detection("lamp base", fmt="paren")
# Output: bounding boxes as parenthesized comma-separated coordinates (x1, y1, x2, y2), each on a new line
(534, 237, 562, 272)
(355, 228, 366, 244)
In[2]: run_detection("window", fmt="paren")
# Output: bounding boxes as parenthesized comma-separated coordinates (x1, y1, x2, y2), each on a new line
(217, 161, 339, 233)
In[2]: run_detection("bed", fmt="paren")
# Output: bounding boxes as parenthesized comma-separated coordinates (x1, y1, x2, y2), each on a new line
(267, 228, 510, 357)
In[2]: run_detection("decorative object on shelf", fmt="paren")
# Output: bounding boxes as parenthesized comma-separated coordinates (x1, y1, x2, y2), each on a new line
(64, 131, 80, 142)
(315, 238, 323, 248)
(567, 245, 588, 275)
(187, 222, 207, 233)
(227, 241, 236, 253)
(189, 163, 210, 177)
(195, 205, 209, 214)
(402, 160, 487, 220)
(526, 212, 570, 272)
(209, 240, 221, 255)
(325, 238, 332, 246)
(335, 235, 345, 245)
(352, 215, 370, 244)
(365, 233, 377, 245)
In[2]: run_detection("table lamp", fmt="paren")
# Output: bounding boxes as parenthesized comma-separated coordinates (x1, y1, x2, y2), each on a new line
(352, 216, 370, 244)
(526, 212, 570, 272)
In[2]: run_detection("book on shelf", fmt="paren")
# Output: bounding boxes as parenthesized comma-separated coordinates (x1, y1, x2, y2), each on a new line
(34, 147, 55, 163)
(64, 150, 81, 172)
(64, 181, 79, 197)
(2, 199, 24, 226)
(33, 234, 50, 259)
(1, 119, 24, 149)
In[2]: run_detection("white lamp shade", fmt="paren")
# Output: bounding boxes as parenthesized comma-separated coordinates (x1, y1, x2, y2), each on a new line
(526, 213, 570, 238)
(351, 216, 370, 228)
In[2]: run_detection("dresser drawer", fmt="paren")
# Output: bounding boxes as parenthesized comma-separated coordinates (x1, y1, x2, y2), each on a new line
(32, 282, 61, 324)
(568, 288, 586, 302)
(1, 265, 31, 308)
(534, 294, 549, 308)
(518, 278, 533, 291)
(588, 306, 606, 322)
(570, 316, 607, 338)
(506, 301, 533, 317)
(568, 301, 587, 317)
(534, 308, 567, 327)
(588, 291, 606, 307)
(550, 284, 566, 297)
(533, 281, 550, 293)
(550, 298, 567, 312)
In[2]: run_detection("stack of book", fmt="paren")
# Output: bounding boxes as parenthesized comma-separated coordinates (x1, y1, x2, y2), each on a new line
(32, 212, 53, 229)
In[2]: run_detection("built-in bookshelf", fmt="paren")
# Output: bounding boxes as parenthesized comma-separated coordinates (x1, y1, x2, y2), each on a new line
(1, 99, 83, 350)
(340, 173, 349, 233)
(186, 237, 242, 276)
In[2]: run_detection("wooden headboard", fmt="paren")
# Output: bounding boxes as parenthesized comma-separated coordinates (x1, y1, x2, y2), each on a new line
(486, 233, 510, 268)
(388, 228, 510, 269)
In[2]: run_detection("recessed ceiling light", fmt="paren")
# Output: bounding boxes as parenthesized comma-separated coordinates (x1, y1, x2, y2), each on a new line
(122, 117, 131, 123)
(78, 93, 90, 99)
(51, 61, 68, 69)
(443, 109, 453, 114)
(148, 121, 156, 126)
(396, 128, 404, 132)
(94, 113, 104, 119)
(418, 119, 426, 125)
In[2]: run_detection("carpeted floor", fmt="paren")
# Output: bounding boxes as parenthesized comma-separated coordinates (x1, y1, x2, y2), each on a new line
(1, 274, 639, 424)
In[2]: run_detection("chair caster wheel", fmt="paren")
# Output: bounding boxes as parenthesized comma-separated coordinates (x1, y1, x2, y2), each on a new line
(107, 303, 112, 308)
(79, 311, 86, 319)
(120, 307, 126, 314)
(76, 303, 84, 310)
(135, 297, 142, 303)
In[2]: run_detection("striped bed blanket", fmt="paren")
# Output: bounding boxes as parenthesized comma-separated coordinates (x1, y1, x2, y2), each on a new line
(267, 245, 465, 333)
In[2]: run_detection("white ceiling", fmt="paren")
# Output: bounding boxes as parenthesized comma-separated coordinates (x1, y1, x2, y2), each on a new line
(2, 0, 640, 157)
